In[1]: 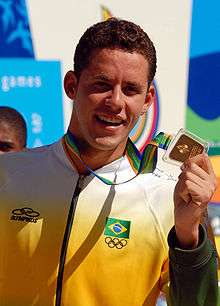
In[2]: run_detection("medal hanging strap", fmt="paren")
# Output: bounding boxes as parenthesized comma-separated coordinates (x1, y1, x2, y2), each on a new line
(63, 130, 172, 186)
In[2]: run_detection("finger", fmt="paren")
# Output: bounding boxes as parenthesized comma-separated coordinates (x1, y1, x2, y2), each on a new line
(178, 170, 208, 189)
(184, 153, 213, 175)
(186, 180, 212, 204)
(180, 162, 210, 182)
(179, 188, 192, 203)
(180, 155, 217, 196)
(190, 200, 202, 207)
(176, 173, 212, 204)
(175, 180, 191, 203)
(190, 199, 209, 210)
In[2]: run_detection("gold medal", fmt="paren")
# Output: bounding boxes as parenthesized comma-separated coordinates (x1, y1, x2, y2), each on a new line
(163, 129, 209, 165)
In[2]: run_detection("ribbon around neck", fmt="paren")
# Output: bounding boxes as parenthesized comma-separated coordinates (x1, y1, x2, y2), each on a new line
(63, 130, 172, 185)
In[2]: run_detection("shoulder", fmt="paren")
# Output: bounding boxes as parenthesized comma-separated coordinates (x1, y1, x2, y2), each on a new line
(0, 140, 62, 188)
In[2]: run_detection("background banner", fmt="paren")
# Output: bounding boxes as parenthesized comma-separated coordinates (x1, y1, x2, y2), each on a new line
(186, 0, 220, 254)
(0, 0, 64, 147)
(0, 59, 64, 147)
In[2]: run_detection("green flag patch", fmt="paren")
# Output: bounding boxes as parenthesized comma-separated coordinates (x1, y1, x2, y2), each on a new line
(104, 217, 131, 239)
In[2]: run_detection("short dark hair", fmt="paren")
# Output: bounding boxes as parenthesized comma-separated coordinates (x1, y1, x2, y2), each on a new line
(0, 106, 27, 147)
(74, 17, 157, 85)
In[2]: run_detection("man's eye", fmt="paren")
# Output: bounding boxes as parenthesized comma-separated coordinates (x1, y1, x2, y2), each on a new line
(93, 82, 111, 92)
(0, 142, 13, 152)
(123, 86, 139, 96)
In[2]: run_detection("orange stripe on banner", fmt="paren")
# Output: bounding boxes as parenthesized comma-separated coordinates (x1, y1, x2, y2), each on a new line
(211, 177, 220, 202)
(210, 156, 220, 202)
(210, 156, 220, 176)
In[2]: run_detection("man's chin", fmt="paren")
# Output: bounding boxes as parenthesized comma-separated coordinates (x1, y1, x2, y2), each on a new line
(92, 136, 128, 152)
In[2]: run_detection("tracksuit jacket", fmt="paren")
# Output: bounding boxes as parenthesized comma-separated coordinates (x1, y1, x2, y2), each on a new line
(0, 138, 218, 306)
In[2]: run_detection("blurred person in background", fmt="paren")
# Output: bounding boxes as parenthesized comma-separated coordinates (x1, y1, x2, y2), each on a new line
(0, 106, 27, 153)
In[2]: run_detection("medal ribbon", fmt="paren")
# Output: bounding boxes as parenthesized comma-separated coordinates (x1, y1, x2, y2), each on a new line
(63, 130, 172, 185)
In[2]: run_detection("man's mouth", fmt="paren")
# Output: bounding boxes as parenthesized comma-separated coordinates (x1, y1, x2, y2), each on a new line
(96, 114, 125, 126)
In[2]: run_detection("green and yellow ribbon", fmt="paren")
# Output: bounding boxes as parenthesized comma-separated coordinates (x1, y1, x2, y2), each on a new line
(63, 130, 172, 185)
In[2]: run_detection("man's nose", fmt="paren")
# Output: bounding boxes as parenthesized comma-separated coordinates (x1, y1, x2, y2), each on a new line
(104, 86, 124, 112)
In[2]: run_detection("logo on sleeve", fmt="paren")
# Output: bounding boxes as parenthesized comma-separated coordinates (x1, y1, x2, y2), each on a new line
(10, 207, 40, 223)
(104, 217, 130, 249)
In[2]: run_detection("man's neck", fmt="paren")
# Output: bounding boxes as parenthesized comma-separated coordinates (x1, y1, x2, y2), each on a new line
(80, 147, 124, 172)
(64, 132, 127, 174)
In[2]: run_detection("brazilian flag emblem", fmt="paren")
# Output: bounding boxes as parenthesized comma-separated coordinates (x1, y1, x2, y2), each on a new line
(104, 217, 131, 239)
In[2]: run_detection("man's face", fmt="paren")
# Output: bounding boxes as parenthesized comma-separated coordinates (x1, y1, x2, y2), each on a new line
(66, 48, 154, 153)
(0, 123, 23, 154)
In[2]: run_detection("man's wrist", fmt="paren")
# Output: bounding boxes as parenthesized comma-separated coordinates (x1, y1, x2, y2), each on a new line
(167, 224, 215, 269)
(175, 223, 200, 249)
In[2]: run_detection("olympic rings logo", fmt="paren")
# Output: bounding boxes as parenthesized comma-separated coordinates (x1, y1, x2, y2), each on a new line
(12, 207, 40, 218)
(105, 237, 128, 249)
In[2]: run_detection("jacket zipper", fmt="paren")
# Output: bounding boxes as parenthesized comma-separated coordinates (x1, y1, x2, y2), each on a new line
(55, 175, 84, 306)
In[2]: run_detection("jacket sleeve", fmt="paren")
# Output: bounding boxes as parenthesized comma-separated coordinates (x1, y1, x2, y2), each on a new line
(167, 224, 218, 306)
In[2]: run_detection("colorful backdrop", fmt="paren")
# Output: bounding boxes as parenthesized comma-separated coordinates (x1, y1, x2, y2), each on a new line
(185, 0, 220, 253)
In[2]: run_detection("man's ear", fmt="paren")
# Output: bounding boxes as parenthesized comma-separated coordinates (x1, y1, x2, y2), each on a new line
(141, 84, 155, 115)
(64, 70, 78, 100)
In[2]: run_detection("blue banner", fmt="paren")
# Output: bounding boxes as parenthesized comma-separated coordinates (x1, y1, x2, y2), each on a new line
(0, 0, 34, 57)
(0, 60, 64, 148)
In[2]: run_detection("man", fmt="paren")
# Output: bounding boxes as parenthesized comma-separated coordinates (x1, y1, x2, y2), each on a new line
(0, 106, 27, 153)
(0, 18, 218, 306)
